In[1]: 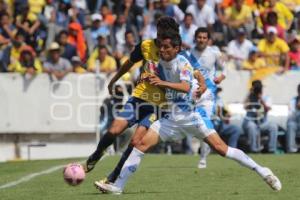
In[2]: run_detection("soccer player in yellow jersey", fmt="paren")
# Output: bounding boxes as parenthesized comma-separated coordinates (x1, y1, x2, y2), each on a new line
(85, 17, 206, 184)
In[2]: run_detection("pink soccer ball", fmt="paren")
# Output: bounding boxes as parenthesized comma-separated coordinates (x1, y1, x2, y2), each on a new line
(63, 163, 86, 186)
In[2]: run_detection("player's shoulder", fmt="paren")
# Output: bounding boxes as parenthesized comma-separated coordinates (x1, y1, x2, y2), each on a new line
(177, 54, 191, 64)
(176, 54, 193, 70)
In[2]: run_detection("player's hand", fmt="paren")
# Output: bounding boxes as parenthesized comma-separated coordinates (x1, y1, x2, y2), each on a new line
(195, 84, 207, 97)
(214, 75, 225, 84)
(148, 74, 164, 86)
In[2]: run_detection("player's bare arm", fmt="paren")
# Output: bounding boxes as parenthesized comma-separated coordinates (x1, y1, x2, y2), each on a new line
(194, 70, 207, 96)
(148, 74, 190, 93)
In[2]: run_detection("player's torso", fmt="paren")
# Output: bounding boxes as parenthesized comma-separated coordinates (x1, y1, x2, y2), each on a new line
(191, 46, 218, 81)
(159, 55, 194, 110)
(132, 39, 166, 106)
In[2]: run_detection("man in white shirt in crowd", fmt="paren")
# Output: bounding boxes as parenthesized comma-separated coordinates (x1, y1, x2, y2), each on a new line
(179, 13, 198, 50)
(227, 28, 254, 69)
(186, 0, 215, 32)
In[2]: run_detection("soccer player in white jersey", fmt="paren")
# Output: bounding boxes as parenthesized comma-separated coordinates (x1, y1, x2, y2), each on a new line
(96, 31, 281, 195)
(189, 27, 226, 169)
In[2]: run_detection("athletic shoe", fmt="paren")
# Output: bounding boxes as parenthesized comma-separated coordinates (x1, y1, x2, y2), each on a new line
(198, 160, 207, 169)
(85, 152, 103, 173)
(263, 168, 282, 191)
(95, 181, 123, 195)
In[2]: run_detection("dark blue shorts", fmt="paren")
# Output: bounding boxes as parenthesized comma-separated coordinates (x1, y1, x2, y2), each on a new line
(117, 97, 158, 128)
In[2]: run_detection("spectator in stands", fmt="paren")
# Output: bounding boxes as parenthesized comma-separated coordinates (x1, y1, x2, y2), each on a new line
(15, 4, 41, 49)
(114, 0, 145, 31)
(8, 45, 42, 76)
(68, 22, 87, 61)
(186, 0, 215, 32)
(288, 37, 300, 71)
(227, 28, 254, 69)
(242, 80, 278, 153)
(109, 13, 138, 57)
(0, 12, 16, 41)
(43, 42, 72, 80)
(222, 0, 253, 38)
(87, 45, 117, 74)
(123, 30, 137, 56)
(257, 26, 289, 72)
(286, 84, 300, 153)
(260, 0, 293, 31)
(242, 48, 276, 82)
(90, 13, 110, 45)
(100, 5, 116, 26)
(71, 56, 86, 74)
(142, 12, 162, 40)
(157, 0, 184, 22)
(28, 0, 46, 16)
(1, 31, 26, 72)
(281, 0, 300, 13)
(213, 87, 242, 148)
(57, 30, 77, 62)
(263, 11, 285, 40)
(179, 13, 197, 50)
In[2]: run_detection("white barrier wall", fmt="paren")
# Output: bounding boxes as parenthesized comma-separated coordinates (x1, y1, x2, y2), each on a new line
(0, 73, 110, 134)
(1, 71, 299, 134)
(220, 70, 300, 105)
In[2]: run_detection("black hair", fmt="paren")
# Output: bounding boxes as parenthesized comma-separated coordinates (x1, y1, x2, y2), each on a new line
(184, 13, 194, 19)
(156, 16, 179, 33)
(298, 84, 300, 93)
(159, 31, 182, 47)
(251, 80, 263, 95)
(58, 30, 68, 37)
(194, 27, 211, 39)
(98, 45, 108, 51)
(125, 30, 133, 37)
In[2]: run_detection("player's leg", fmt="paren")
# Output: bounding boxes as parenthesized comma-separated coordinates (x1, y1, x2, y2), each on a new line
(104, 106, 157, 182)
(106, 125, 148, 183)
(86, 119, 129, 172)
(199, 141, 210, 168)
(204, 133, 282, 191)
(197, 98, 214, 168)
(95, 128, 161, 194)
(86, 97, 139, 172)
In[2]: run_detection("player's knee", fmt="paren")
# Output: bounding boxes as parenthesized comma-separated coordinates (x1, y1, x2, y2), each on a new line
(108, 126, 123, 136)
(130, 138, 141, 146)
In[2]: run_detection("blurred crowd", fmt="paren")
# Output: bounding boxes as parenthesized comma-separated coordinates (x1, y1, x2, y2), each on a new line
(0, 0, 300, 81)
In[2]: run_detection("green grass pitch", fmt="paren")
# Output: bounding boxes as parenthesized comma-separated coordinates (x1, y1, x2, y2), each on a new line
(0, 154, 299, 200)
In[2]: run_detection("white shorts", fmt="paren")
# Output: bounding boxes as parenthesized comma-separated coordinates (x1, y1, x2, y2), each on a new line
(192, 79, 216, 118)
(150, 110, 216, 142)
(195, 89, 216, 118)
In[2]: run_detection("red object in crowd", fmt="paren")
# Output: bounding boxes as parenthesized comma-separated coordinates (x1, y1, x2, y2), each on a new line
(68, 22, 87, 62)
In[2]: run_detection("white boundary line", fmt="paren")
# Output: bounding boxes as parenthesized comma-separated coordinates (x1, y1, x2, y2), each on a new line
(0, 155, 108, 190)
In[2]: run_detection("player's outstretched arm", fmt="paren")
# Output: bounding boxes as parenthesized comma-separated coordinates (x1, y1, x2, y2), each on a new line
(148, 74, 190, 93)
(108, 59, 134, 95)
(194, 70, 207, 96)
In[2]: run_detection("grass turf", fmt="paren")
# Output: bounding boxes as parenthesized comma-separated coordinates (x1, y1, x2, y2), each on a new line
(0, 154, 299, 200)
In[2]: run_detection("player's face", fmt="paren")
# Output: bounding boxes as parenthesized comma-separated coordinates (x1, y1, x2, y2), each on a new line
(195, 32, 208, 50)
(159, 38, 179, 61)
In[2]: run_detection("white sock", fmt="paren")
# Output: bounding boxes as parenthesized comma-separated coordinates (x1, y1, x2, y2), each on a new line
(225, 147, 267, 178)
(114, 147, 144, 190)
(200, 141, 210, 162)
